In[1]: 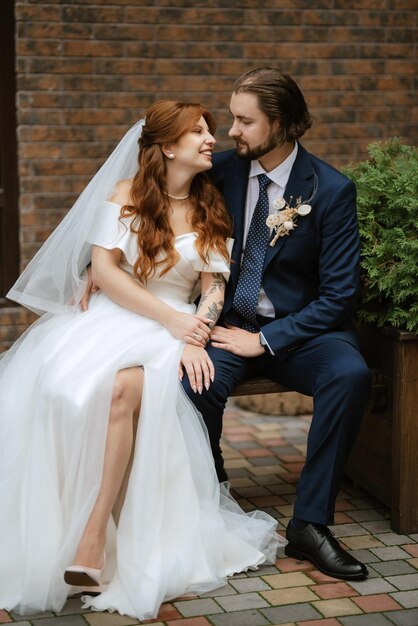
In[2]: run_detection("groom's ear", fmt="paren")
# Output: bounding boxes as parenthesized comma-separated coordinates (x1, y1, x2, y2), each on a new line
(270, 118, 281, 134)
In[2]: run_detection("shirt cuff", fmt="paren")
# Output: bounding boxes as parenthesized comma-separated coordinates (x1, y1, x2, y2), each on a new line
(260, 331, 275, 356)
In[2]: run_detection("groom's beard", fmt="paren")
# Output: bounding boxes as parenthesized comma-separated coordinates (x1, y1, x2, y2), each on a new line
(234, 129, 279, 160)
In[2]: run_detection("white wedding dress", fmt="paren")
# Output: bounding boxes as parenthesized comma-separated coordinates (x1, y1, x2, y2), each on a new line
(0, 201, 284, 620)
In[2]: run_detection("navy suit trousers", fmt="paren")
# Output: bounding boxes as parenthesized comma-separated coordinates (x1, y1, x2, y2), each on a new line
(182, 331, 370, 525)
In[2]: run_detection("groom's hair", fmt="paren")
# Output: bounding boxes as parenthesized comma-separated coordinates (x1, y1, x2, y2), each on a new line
(233, 67, 313, 144)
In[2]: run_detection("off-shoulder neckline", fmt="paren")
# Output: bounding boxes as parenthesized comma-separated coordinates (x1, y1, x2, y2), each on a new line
(105, 200, 197, 240)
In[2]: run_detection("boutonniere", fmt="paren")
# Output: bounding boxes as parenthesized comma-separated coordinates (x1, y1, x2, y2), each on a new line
(266, 196, 312, 247)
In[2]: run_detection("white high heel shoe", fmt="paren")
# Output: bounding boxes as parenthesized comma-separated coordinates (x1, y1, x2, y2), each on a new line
(64, 553, 106, 587)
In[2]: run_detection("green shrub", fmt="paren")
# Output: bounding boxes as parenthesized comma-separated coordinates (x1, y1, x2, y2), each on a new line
(343, 138, 418, 333)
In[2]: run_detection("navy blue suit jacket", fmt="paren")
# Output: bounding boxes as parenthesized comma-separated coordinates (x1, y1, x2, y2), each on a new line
(209, 143, 361, 355)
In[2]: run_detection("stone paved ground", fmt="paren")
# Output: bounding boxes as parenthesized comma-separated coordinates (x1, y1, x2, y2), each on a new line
(2, 401, 418, 626)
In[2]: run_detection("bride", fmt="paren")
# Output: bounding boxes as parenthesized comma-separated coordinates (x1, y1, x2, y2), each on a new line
(0, 100, 284, 620)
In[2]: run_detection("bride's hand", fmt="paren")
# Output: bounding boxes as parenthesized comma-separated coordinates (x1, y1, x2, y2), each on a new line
(166, 312, 213, 347)
(179, 345, 214, 394)
(80, 266, 100, 312)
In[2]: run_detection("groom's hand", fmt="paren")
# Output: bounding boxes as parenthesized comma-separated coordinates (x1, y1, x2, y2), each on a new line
(210, 324, 264, 357)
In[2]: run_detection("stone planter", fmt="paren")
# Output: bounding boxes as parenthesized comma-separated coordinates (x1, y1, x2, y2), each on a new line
(346, 325, 418, 534)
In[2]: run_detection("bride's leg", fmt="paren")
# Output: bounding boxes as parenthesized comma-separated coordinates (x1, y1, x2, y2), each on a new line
(72, 366, 143, 569)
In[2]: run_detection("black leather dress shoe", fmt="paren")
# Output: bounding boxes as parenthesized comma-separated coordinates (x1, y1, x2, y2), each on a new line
(285, 522, 369, 580)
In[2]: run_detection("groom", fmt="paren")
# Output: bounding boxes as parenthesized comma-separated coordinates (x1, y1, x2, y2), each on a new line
(183, 67, 370, 581)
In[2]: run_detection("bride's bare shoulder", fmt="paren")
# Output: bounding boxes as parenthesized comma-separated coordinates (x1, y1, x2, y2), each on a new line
(109, 178, 134, 206)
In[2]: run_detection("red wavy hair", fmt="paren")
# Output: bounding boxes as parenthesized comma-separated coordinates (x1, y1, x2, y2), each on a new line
(120, 100, 232, 283)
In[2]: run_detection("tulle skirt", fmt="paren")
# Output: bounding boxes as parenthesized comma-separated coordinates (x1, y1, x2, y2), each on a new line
(0, 292, 284, 619)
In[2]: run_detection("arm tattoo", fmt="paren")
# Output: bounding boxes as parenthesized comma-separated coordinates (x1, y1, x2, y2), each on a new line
(196, 274, 226, 326)
(203, 300, 224, 325)
(207, 273, 226, 295)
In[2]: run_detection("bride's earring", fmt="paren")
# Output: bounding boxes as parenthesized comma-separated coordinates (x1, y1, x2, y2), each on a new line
(168, 153, 175, 159)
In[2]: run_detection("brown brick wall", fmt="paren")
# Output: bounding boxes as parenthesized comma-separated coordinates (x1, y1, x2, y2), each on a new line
(1, 0, 417, 351)
(0, 306, 37, 352)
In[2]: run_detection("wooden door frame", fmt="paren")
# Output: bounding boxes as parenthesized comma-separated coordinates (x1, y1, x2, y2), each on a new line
(0, 0, 20, 302)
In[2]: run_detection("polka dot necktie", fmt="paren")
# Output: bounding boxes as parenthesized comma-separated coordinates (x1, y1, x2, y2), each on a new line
(232, 173, 272, 332)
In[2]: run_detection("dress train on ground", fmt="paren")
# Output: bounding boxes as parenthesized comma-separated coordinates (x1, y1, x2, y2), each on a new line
(0, 204, 284, 620)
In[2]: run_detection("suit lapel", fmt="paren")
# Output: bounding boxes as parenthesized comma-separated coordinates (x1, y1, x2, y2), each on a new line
(222, 155, 250, 288)
(263, 143, 316, 271)
(221, 145, 316, 284)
